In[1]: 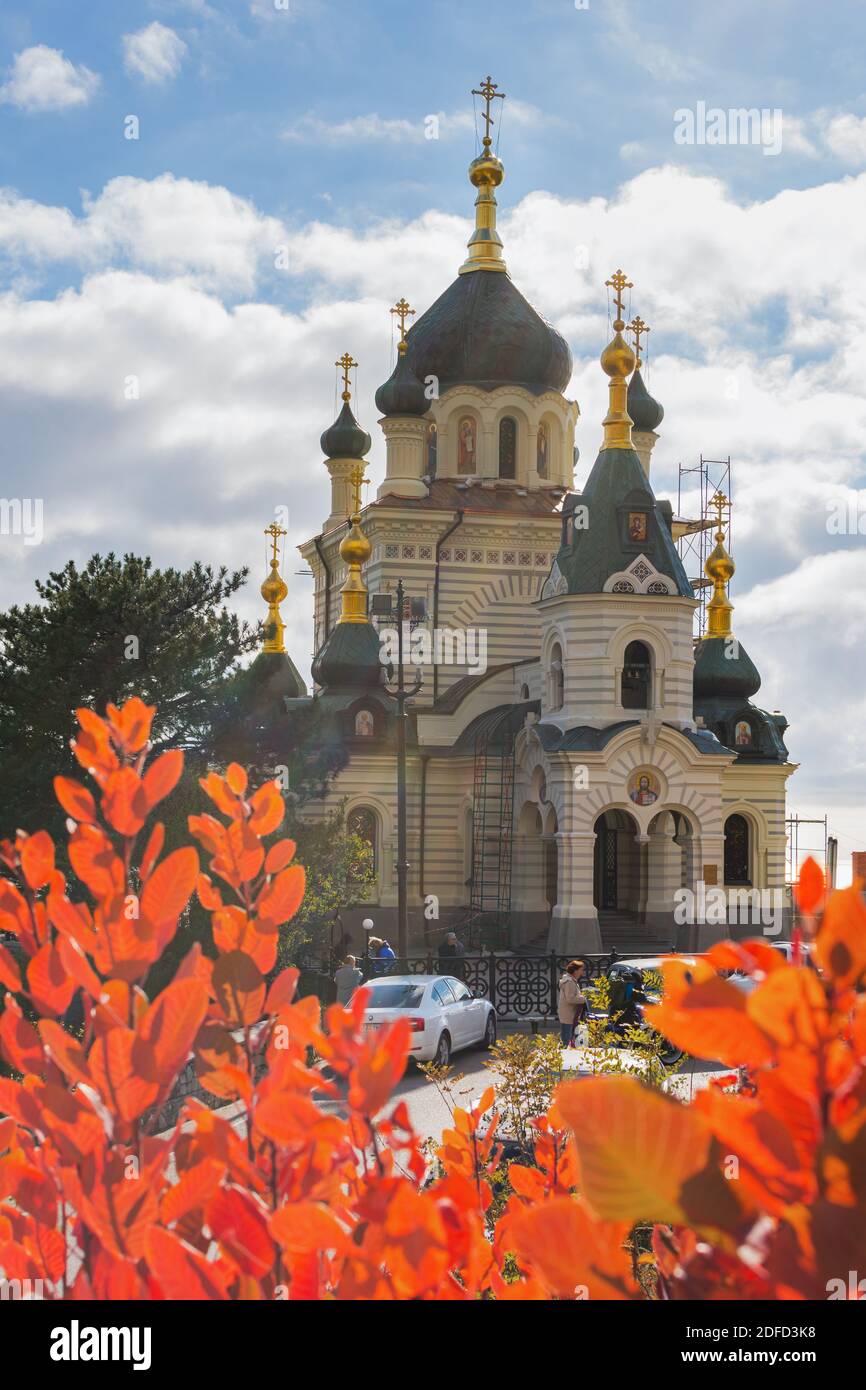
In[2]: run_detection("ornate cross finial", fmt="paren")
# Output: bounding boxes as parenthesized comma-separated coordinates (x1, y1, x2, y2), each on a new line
(605, 268, 633, 330)
(264, 520, 286, 566)
(349, 462, 365, 516)
(336, 351, 357, 402)
(710, 489, 729, 536)
(628, 315, 650, 368)
(390, 297, 415, 348)
(472, 75, 505, 148)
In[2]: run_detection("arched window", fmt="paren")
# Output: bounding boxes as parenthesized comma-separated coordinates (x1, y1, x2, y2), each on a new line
(549, 642, 564, 710)
(498, 416, 517, 479)
(348, 806, 378, 878)
(724, 813, 750, 885)
(520, 683, 530, 701)
(426, 422, 437, 477)
(621, 640, 651, 710)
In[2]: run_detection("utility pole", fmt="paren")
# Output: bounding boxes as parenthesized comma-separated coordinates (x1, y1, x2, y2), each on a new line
(379, 579, 424, 959)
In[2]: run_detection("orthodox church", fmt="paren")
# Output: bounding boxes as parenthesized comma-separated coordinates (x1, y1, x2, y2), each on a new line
(258, 81, 796, 956)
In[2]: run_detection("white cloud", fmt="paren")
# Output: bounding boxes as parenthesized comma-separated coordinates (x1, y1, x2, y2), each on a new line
(122, 23, 187, 85)
(0, 45, 99, 113)
(821, 112, 866, 165)
(282, 99, 549, 146)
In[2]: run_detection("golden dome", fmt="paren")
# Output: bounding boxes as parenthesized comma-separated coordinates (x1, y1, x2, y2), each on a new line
(705, 535, 735, 586)
(340, 518, 372, 568)
(260, 564, 288, 606)
(468, 150, 504, 189)
(600, 331, 636, 380)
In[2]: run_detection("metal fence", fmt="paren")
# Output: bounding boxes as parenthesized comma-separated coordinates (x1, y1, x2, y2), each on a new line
(355, 951, 666, 1021)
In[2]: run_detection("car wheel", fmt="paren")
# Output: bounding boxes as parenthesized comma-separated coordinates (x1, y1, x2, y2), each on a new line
(659, 1038, 683, 1067)
(481, 1012, 496, 1050)
(434, 1031, 451, 1067)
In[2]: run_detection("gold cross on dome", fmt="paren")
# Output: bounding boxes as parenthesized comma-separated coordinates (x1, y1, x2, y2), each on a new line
(390, 297, 415, 346)
(710, 489, 729, 534)
(350, 463, 365, 515)
(472, 75, 505, 148)
(264, 520, 287, 566)
(336, 351, 358, 402)
(628, 315, 650, 368)
(605, 268, 633, 328)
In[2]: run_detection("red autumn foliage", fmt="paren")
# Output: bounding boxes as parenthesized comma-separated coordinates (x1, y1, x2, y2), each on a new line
(0, 701, 864, 1300)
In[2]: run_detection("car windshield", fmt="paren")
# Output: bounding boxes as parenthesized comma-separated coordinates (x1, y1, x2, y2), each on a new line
(365, 983, 425, 1010)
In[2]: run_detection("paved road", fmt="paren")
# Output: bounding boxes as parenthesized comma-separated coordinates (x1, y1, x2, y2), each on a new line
(317, 1030, 726, 1148)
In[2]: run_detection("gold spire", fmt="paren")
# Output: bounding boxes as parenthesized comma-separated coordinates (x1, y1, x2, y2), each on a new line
(391, 297, 415, 355)
(627, 315, 649, 370)
(600, 269, 636, 450)
(459, 76, 508, 275)
(337, 463, 372, 624)
(336, 351, 357, 403)
(261, 521, 288, 652)
(704, 491, 735, 640)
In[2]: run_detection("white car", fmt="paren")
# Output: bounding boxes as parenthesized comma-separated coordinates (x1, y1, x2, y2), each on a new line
(360, 974, 496, 1065)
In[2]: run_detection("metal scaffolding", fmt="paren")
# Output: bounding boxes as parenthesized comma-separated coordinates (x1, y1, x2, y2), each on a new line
(786, 814, 829, 887)
(674, 456, 733, 637)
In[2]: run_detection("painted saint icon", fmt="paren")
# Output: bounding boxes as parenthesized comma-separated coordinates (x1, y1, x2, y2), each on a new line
(458, 417, 476, 473)
(354, 709, 374, 738)
(628, 511, 648, 543)
(628, 769, 659, 806)
(734, 719, 752, 747)
(536, 421, 548, 478)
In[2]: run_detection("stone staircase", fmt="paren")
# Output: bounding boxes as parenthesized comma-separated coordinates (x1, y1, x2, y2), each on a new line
(598, 910, 675, 956)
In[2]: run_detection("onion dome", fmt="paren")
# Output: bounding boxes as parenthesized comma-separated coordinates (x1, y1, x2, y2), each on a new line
(403, 271, 572, 395)
(693, 492, 761, 701)
(311, 470, 382, 691)
(599, 269, 636, 450)
(375, 340, 428, 418)
(627, 367, 664, 433)
(247, 648, 306, 703)
(320, 400, 371, 460)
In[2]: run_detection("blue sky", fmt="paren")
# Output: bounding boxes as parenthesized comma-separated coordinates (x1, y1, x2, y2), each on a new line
(0, 0, 865, 874)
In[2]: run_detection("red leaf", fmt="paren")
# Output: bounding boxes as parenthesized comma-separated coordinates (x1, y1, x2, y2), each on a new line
(140, 847, 198, 929)
(264, 839, 296, 874)
(19, 831, 55, 892)
(142, 749, 184, 811)
(0, 941, 22, 992)
(145, 1226, 232, 1300)
(0, 996, 45, 1075)
(140, 823, 165, 882)
(138, 977, 210, 1079)
(54, 776, 98, 824)
(27, 942, 77, 1017)
(226, 763, 248, 796)
(101, 767, 148, 836)
(795, 856, 825, 915)
(207, 1185, 274, 1278)
(105, 697, 155, 754)
(248, 781, 284, 837)
(212, 951, 266, 1028)
(270, 1201, 349, 1256)
(257, 866, 305, 928)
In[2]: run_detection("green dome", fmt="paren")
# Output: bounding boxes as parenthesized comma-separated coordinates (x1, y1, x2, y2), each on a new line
(693, 635, 761, 702)
(311, 621, 382, 690)
(247, 649, 306, 703)
(375, 351, 429, 417)
(320, 401, 372, 460)
(627, 368, 664, 433)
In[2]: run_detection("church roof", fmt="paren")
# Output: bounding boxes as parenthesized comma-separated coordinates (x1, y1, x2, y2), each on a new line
(310, 619, 382, 691)
(693, 634, 761, 702)
(543, 445, 693, 597)
(534, 719, 729, 755)
(402, 270, 572, 396)
(372, 478, 566, 516)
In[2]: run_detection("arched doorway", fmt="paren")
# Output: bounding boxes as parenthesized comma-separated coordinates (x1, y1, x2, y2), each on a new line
(592, 809, 642, 912)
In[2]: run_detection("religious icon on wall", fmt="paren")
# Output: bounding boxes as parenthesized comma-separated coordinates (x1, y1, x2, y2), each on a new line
(628, 511, 648, 543)
(426, 422, 437, 477)
(627, 769, 659, 806)
(354, 709, 374, 738)
(458, 417, 476, 473)
(734, 719, 752, 747)
(536, 421, 548, 478)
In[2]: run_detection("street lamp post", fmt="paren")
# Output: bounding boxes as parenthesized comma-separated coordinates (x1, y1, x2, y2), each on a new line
(376, 579, 424, 962)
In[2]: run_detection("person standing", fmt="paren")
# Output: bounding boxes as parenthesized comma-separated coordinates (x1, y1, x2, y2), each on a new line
(367, 936, 396, 974)
(437, 930, 466, 978)
(557, 959, 586, 1047)
(333, 955, 363, 1005)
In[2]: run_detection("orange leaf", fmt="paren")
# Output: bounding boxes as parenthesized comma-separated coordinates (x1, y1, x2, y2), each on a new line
(145, 1225, 232, 1300)
(27, 942, 76, 1017)
(101, 767, 149, 836)
(248, 781, 284, 837)
(510, 1196, 632, 1299)
(555, 1076, 712, 1224)
(816, 885, 866, 991)
(795, 855, 825, 915)
(207, 1184, 274, 1277)
(264, 839, 296, 874)
(138, 977, 210, 1079)
(53, 776, 98, 824)
(19, 831, 55, 892)
(0, 996, 45, 1075)
(257, 865, 305, 928)
(270, 1201, 349, 1256)
(140, 846, 198, 929)
(106, 697, 155, 754)
(646, 959, 777, 1068)
(142, 749, 184, 811)
(140, 822, 165, 882)
(212, 950, 266, 1028)
(225, 763, 248, 796)
(0, 942, 21, 992)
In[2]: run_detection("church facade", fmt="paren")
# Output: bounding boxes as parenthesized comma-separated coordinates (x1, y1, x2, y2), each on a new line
(273, 87, 796, 957)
